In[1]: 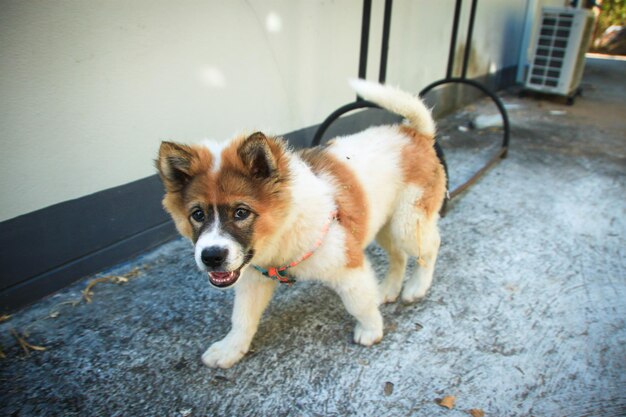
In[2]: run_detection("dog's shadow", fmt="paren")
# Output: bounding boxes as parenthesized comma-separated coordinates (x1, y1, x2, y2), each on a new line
(247, 290, 428, 363)
(253, 282, 352, 349)
(198, 244, 430, 367)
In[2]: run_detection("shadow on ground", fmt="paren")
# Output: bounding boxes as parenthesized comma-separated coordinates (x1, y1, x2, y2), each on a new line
(1, 56, 625, 416)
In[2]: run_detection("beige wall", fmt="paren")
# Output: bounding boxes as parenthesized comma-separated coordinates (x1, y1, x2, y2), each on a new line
(0, 0, 531, 222)
(387, 0, 530, 89)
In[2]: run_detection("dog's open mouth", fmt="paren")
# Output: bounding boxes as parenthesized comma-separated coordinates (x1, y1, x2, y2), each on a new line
(207, 250, 254, 288)
(208, 270, 241, 288)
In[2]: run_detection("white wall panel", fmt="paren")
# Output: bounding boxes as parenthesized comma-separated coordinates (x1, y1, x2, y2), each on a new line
(0, 0, 531, 221)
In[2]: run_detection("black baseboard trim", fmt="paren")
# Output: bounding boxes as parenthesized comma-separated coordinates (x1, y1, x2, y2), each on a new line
(0, 175, 178, 313)
(1, 65, 518, 313)
(0, 221, 176, 312)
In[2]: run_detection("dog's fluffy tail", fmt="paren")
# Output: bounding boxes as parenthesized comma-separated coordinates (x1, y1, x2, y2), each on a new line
(349, 79, 435, 137)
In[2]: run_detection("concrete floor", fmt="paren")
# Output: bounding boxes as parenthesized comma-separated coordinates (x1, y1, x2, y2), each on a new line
(1, 56, 625, 416)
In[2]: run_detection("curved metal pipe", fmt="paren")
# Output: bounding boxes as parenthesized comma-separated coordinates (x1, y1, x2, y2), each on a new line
(419, 77, 510, 200)
(419, 77, 510, 151)
(311, 100, 378, 147)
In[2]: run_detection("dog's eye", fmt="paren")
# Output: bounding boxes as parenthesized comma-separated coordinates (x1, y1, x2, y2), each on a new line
(191, 209, 205, 223)
(234, 208, 250, 221)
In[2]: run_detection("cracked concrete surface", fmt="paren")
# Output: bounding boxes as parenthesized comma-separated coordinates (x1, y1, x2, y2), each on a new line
(1, 56, 625, 416)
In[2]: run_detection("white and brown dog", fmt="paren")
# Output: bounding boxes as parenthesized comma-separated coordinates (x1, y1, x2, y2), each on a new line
(156, 80, 446, 368)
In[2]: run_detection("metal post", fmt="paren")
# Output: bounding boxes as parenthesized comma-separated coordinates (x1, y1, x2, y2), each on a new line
(378, 0, 393, 84)
(357, 0, 372, 101)
(446, 0, 464, 79)
(461, 0, 479, 79)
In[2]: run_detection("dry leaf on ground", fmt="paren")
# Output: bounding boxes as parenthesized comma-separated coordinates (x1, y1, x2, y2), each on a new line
(383, 382, 394, 396)
(9, 328, 46, 355)
(0, 314, 11, 323)
(469, 409, 485, 417)
(436, 395, 456, 409)
(81, 274, 132, 303)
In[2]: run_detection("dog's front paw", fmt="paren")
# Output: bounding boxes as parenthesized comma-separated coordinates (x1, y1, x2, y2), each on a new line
(201, 338, 248, 369)
(354, 323, 383, 346)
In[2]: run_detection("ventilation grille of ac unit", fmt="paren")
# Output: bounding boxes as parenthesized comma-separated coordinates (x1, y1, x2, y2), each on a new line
(525, 7, 594, 96)
(529, 11, 573, 88)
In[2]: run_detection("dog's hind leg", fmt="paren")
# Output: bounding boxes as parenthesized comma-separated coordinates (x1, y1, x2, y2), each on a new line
(376, 222, 408, 304)
(400, 215, 440, 303)
(387, 186, 441, 304)
(332, 258, 383, 346)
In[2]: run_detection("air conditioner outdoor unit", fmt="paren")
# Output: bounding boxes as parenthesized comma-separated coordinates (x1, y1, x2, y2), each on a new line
(525, 7, 594, 103)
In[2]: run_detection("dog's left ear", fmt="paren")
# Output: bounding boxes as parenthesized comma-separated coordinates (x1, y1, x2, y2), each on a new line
(238, 132, 277, 179)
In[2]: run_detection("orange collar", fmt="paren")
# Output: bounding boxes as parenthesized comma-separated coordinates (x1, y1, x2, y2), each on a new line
(252, 211, 338, 284)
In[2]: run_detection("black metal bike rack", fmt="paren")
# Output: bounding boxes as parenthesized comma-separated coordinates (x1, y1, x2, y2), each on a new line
(312, 0, 511, 207)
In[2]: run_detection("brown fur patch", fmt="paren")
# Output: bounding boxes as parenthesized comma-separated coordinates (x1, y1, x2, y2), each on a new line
(398, 126, 447, 217)
(157, 134, 291, 248)
(299, 148, 368, 268)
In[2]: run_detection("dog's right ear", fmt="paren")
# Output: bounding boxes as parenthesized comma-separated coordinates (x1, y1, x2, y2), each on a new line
(156, 141, 196, 191)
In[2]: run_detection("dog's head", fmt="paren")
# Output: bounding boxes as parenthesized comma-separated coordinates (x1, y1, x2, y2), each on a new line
(156, 132, 291, 288)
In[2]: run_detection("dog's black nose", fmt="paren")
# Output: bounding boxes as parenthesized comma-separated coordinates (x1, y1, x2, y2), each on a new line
(201, 246, 229, 268)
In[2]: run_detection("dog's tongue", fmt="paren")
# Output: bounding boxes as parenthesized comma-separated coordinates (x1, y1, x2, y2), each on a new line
(208, 271, 240, 287)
